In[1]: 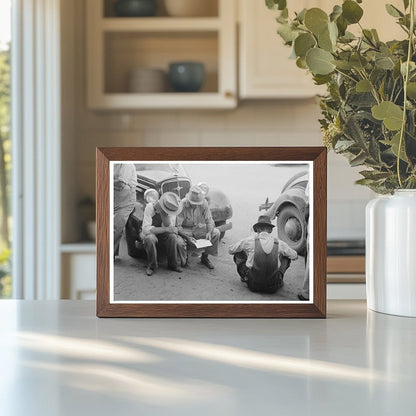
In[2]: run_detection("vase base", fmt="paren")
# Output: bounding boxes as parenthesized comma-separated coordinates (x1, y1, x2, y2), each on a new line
(368, 306, 416, 318)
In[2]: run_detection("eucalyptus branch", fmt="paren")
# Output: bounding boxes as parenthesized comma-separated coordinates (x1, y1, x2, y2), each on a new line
(334, 68, 358, 83)
(393, 85, 404, 104)
(358, 69, 381, 105)
(397, 0, 415, 188)
(390, 79, 398, 102)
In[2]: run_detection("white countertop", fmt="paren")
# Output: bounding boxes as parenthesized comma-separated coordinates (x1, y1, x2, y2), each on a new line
(0, 300, 415, 415)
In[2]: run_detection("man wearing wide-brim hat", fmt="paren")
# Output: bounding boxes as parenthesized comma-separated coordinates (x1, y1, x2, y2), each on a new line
(176, 185, 220, 269)
(142, 192, 187, 276)
(228, 215, 298, 294)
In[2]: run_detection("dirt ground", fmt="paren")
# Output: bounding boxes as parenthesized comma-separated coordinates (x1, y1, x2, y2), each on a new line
(113, 163, 309, 302)
(113, 234, 306, 302)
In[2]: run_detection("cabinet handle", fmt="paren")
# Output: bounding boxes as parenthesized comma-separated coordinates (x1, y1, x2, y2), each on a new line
(225, 91, 234, 99)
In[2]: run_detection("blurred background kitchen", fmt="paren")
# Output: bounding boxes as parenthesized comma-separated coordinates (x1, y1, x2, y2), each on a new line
(2, 0, 403, 300)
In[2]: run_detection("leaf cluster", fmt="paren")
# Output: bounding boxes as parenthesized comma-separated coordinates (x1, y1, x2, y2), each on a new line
(267, 0, 416, 193)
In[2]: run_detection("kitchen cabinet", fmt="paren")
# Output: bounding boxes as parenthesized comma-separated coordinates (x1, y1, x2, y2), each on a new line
(239, 0, 325, 99)
(86, 0, 237, 109)
(61, 245, 96, 300)
(238, 0, 404, 99)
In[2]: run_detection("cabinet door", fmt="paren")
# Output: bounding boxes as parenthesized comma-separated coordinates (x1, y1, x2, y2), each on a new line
(239, 0, 326, 99)
(358, 0, 404, 41)
(239, 0, 404, 99)
(62, 253, 96, 300)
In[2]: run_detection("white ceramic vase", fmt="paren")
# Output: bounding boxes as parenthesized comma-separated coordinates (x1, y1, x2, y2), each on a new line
(366, 190, 416, 317)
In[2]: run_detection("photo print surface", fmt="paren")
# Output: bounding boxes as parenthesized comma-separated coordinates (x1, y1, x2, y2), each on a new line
(110, 161, 312, 303)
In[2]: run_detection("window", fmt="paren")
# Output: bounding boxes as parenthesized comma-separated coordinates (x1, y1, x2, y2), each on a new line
(0, 0, 11, 298)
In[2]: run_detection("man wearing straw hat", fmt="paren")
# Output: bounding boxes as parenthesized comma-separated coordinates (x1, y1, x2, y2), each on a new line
(177, 185, 220, 270)
(142, 192, 186, 276)
(229, 215, 297, 294)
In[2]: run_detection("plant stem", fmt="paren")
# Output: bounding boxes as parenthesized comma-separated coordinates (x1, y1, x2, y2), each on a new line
(358, 69, 381, 104)
(334, 68, 358, 84)
(397, 0, 415, 188)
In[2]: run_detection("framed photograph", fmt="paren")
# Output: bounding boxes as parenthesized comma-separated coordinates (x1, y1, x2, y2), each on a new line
(96, 147, 327, 318)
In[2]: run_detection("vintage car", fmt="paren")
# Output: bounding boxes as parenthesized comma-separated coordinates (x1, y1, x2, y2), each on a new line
(259, 171, 309, 255)
(125, 163, 233, 258)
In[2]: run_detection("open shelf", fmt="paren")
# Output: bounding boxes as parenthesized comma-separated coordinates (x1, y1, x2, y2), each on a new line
(87, 0, 236, 109)
(91, 93, 235, 109)
(104, 31, 218, 94)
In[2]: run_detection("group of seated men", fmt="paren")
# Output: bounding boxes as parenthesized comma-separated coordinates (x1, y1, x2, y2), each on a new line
(141, 185, 298, 294)
(141, 186, 219, 276)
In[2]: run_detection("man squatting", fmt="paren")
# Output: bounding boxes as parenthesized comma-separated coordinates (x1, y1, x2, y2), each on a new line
(141, 192, 186, 276)
(229, 215, 298, 293)
(141, 186, 220, 275)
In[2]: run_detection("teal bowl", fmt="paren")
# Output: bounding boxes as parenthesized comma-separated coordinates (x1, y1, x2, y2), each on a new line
(114, 0, 157, 17)
(168, 62, 205, 93)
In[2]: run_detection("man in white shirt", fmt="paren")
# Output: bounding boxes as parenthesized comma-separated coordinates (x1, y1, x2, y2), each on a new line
(229, 215, 297, 293)
(176, 186, 220, 270)
(142, 192, 186, 276)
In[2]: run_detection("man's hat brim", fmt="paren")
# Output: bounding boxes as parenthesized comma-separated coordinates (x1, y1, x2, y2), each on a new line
(158, 197, 182, 216)
(253, 221, 275, 230)
(185, 192, 204, 205)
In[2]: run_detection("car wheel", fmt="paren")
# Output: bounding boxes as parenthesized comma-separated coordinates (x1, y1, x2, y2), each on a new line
(276, 204, 306, 254)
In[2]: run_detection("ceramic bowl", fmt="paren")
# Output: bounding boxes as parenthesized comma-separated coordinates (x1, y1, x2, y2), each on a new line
(168, 62, 205, 92)
(114, 0, 158, 17)
(128, 68, 167, 93)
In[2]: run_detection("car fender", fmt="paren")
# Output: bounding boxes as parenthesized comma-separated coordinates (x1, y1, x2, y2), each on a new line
(266, 193, 306, 220)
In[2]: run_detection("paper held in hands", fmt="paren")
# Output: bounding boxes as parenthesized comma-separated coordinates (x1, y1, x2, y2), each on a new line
(194, 239, 212, 249)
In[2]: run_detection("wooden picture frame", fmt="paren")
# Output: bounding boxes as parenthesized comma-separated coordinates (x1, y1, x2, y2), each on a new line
(96, 147, 327, 318)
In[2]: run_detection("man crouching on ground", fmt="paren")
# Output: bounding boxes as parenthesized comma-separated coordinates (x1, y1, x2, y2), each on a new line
(176, 185, 220, 270)
(142, 192, 186, 276)
(229, 215, 298, 293)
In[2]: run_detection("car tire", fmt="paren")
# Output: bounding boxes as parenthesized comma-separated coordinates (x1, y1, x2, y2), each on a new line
(276, 204, 307, 255)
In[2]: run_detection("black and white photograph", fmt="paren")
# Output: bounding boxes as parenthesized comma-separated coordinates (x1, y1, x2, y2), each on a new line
(110, 161, 312, 304)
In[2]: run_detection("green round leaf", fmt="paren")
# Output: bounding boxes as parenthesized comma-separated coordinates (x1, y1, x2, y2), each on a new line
(356, 79, 372, 93)
(372, 101, 404, 131)
(350, 54, 368, 70)
(407, 82, 416, 99)
(318, 21, 338, 52)
(388, 132, 408, 162)
(304, 8, 329, 35)
(277, 23, 298, 43)
(294, 33, 316, 58)
(266, 0, 287, 11)
(306, 48, 335, 75)
(333, 60, 352, 70)
(318, 29, 333, 52)
(375, 56, 395, 70)
(330, 5, 342, 22)
(296, 57, 308, 69)
(342, 0, 364, 24)
(385, 4, 403, 18)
